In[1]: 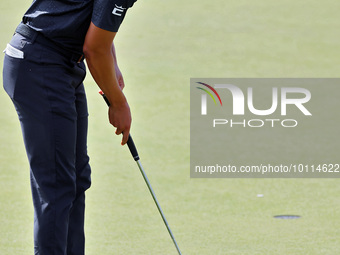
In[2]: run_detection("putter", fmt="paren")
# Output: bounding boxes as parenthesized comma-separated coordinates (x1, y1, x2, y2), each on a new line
(99, 91, 182, 255)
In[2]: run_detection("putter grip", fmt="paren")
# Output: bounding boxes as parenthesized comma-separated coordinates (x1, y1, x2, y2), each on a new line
(127, 135, 140, 161)
(99, 91, 140, 161)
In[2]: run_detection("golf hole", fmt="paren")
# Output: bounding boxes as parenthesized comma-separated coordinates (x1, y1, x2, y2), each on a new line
(274, 215, 301, 219)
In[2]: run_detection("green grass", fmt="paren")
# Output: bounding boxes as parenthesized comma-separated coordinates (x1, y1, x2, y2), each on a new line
(1, 0, 340, 254)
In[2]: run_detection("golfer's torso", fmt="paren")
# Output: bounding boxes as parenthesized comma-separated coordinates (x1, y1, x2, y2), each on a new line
(22, 0, 138, 53)
(23, 0, 93, 53)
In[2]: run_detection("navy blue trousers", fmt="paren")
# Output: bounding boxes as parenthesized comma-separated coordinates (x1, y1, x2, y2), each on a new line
(3, 32, 91, 255)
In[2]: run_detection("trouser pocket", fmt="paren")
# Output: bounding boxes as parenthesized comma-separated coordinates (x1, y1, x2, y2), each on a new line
(2, 33, 37, 99)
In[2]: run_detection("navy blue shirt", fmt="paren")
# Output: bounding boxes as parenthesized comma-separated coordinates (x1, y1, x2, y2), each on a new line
(23, 0, 137, 53)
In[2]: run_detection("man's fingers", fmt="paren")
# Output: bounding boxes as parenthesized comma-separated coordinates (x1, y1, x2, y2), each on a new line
(115, 128, 122, 135)
(107, 102, 131, 146)
(118, 77, 125, 90)
(121, 131, 129, 145)
(115, 127, 130, 145)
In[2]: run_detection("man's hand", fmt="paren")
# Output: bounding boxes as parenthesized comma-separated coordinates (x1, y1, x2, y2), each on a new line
(108, 101, 131, 145)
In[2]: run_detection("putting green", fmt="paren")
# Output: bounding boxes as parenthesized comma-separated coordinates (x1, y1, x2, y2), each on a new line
(0, 0, 339, 254)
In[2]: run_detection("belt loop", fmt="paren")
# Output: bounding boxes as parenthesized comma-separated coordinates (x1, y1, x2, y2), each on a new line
(29, 27, 38, 43)
(30, 31, 38, 43)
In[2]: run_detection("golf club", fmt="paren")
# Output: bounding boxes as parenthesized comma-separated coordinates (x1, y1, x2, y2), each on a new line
(99, 91, 182, 255)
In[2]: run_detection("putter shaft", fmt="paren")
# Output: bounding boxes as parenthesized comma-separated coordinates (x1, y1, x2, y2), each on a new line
(99, 91, 182, 255)
(135, 159, 182, 255)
